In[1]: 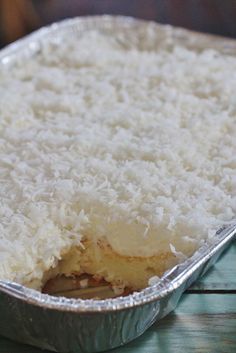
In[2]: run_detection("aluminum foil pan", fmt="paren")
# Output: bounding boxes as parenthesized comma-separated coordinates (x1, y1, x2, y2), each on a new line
(0, 16, 236, 353)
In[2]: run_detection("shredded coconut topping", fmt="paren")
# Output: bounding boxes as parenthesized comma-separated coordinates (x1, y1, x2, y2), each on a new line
(0, 30, 235, 287)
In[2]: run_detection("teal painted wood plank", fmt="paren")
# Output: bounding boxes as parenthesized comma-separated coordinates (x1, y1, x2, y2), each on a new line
(173, 292, 236, 314)
(110, 294, 236, 353)
(190, 240, 236, 291)
(0, 294, 235, 353)
(0, 337, 46, 353)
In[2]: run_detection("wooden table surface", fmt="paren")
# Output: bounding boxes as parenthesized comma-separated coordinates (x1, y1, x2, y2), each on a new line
(0, 240, 235, 353)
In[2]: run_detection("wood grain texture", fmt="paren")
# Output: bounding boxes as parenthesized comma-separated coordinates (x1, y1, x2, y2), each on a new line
(189, 240, 236, 291)
(111, 295, 236, 353)
(0, 240, 235, 353)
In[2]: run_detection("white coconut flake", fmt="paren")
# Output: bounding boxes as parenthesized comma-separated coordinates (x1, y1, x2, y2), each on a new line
(0, 28, 235, 288)
(148, 276, 160, 286)
(112, 283, 125, 296)
(170, 243, 188, 262)
(79, 278, 89, 289)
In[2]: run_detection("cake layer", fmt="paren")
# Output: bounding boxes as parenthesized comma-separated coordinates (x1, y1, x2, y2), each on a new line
(45, 238, 178, 290)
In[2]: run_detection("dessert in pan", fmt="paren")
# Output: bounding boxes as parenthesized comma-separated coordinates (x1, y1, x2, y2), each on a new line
(0, 22, 235, 299)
